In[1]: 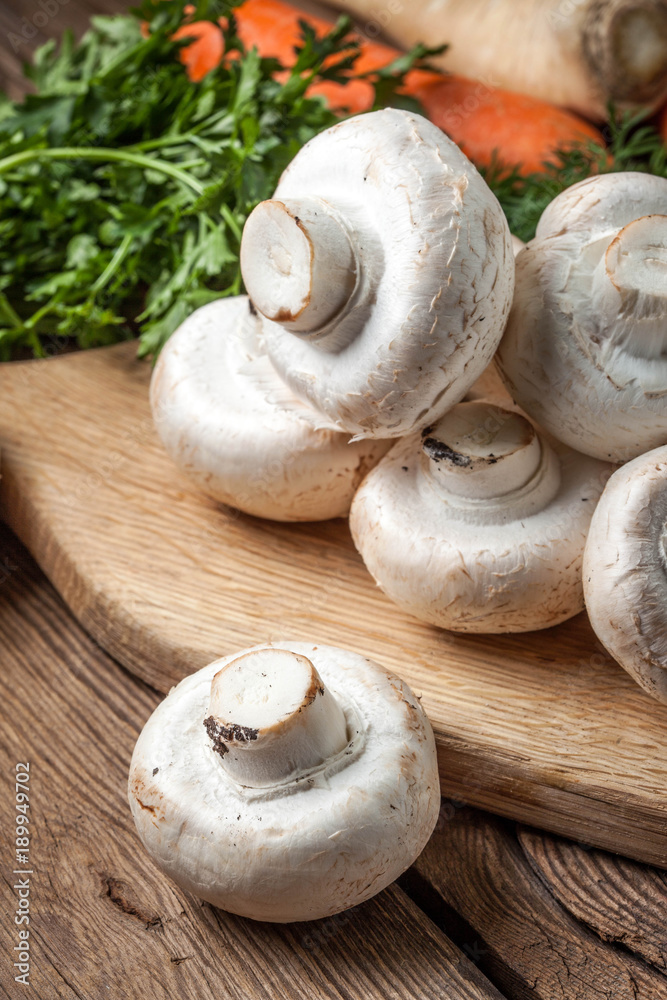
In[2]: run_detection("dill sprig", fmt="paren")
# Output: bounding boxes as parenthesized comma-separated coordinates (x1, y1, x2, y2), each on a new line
(484, 107, 667, 243)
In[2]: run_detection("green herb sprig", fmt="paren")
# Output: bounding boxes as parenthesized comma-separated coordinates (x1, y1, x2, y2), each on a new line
(0, 0, 440, 360)
(484, 108, 667, 244)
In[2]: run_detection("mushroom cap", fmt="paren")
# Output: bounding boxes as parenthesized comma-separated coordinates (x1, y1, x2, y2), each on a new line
(127, 641, 440, 922)
(250, 109, 514, 439)
(583, 445, 667, 703)
(497, 172, 667, 463)
(150, 296, 389, 521)
(350, 401, 614, 632)
(534, 171, 667, 240)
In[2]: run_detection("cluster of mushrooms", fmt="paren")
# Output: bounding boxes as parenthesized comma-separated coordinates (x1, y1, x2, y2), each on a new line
(134, 108, 667, 922)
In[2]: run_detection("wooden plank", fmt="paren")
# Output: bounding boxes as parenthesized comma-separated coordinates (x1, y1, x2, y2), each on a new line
(405, 808, 667, 999)
(0, 524, 506, 1000)
(518, 827, 667, 974)
(1, 344, 667, 867)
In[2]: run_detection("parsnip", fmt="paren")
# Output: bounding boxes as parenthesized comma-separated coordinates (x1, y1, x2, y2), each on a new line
(329, 0, 667, 119)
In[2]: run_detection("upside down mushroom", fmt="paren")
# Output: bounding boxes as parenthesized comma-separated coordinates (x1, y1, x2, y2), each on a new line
(350, 400, 614, 632)
(240, 108, 514, 439)
(150, 296, 389, 521)
(497, 172, 667, 463)
(128, 642, 440, 922)
(584, 446, 667, 704)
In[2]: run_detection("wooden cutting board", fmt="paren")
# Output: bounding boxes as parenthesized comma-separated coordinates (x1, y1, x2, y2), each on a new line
(1, 343, 666, 867)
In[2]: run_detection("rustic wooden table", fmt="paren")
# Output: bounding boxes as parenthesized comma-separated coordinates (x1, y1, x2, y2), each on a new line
(1, 4, 667, 997)
(2, 522, 667, 999)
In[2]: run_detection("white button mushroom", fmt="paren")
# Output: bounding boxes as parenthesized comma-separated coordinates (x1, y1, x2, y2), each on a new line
(150, 296, 389, 521)
(583, 446, 667, 703)
(350, 400, 614, 633)
(497, 172, 667, 463)
(128, 642, 440, 922)
(240, 109, 515, 439)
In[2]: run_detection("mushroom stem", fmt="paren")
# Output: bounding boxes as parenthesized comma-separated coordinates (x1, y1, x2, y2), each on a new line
(422, 401, 543, 500)
(593, 214, 667, 359)
(240, 197, 358, 335)
(204, 648, 349, 788)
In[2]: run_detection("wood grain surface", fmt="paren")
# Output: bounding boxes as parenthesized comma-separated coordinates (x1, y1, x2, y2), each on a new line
(518, 827, 667, 973)
(1, 343, 667, 869)
(3, 521, 666, 1000)
(405, 809, 667, 999)
(0, 524, 506, 1000)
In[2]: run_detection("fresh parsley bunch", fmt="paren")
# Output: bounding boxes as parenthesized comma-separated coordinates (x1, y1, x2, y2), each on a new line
(0, 0, 436, 359)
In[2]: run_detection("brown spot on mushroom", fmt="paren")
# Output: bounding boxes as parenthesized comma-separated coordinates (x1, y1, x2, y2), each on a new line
(136, 798, 157, 814)
(422, 437, 472, 466)
(204, 715, 259, 758)
(129, 770, 165, 821)
(302, 674, 326, 708)
(272, 306, 306, 324)
(351, 449, 383, 492)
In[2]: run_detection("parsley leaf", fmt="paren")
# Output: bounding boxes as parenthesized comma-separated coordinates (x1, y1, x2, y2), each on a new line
(0, 0, 439, 360)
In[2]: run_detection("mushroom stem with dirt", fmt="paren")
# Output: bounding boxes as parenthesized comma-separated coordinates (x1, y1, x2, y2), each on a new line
(128, 642, 440, 922)
(328, 0, 667, 119)
(204, 647, 349, 787)
(583, 446, 667, 704)
(350, 399, 614, 633)
(496, 173, 667, 463)
(150, 296, 389, 521)
(240, 108, 514, 440)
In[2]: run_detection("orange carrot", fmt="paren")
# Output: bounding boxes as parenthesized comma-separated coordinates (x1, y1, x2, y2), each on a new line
(174, 0, 605, 174)
(173, 19, 225, 82)
(234, 0, 393, 113)
(411, 76, 604, 175)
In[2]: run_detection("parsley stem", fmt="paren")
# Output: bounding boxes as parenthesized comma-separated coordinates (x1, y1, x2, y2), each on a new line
(24, 300, 56, 332)
(220, 203, 242, 242)
(0, 293, 24, 329)
(128, 135, 196, 153)
(0, 147, 205, 196)
(91, 233, 134, 294)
